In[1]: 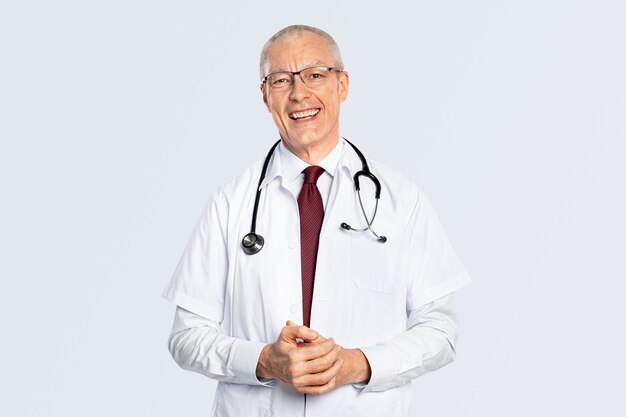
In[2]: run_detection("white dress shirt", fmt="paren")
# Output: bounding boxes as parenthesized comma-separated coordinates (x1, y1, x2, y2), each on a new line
(277, 138, 343, 208)
(163, 138, 471, 417)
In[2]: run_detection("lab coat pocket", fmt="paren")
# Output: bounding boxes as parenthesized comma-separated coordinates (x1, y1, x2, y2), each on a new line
(349, 233, 398, 293)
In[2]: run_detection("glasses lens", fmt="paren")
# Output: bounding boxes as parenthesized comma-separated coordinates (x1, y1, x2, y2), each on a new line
(267, 72, 293, 89)
(300, 67, 333, 87)
(266, 67, 338, 90)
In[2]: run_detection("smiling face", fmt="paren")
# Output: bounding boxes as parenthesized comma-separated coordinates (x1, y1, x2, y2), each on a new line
(261, 31, 349, 163)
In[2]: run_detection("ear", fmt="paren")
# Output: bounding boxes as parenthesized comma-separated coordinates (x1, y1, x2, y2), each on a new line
(338, 71, 350, 102)
(260, 83, 270, 112)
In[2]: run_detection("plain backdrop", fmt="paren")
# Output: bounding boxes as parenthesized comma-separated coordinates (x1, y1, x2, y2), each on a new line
(1, 1, 625, 416)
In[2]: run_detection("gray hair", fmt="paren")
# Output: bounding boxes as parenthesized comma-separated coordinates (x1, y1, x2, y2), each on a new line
(259, 25, 344, 80)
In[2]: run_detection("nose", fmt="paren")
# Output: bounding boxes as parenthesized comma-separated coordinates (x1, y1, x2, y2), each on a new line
(288, 75, 311, 102)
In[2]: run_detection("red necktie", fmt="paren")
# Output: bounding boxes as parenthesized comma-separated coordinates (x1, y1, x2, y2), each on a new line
(298, 166, 325, 328)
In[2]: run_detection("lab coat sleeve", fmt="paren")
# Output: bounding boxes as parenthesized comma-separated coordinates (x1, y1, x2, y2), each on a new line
(162, 190, 229, 322)
(168, 306, 273, 386)
(359, 188, 470, 392)
(358, 293, 459, 392)
(163, 190, 271, 386)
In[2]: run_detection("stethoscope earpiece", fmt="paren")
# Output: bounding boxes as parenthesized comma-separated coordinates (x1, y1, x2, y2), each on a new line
(341, 221, 388, 244)
(242, 232, 264, 255)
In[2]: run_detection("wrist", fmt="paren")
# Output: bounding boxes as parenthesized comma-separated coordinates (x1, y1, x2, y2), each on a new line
(341, 348, 371, 385)
(351, 348, 371, 384)
(256, 343, 274, 380)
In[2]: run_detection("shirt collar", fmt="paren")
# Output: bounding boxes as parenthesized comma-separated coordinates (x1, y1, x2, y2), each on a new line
(337, 137, 362, 179)
(260, 138, 352, 189)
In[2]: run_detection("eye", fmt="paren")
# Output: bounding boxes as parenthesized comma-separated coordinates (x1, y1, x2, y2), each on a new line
(306, 70, 327, 82)
(269, 73, 292, 88)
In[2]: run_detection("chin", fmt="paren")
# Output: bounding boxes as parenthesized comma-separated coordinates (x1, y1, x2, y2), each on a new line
(295, 130, 332, 145)
(285, 134, 320, 149)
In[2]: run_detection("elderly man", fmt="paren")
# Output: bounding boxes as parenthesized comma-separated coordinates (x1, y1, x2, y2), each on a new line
(163, 25, 471, 416)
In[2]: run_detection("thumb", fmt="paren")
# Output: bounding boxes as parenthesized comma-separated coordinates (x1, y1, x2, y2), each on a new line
(282, 322, 319, 342)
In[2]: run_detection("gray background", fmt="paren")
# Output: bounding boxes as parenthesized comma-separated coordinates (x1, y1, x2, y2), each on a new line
(1, 0, 625, 416)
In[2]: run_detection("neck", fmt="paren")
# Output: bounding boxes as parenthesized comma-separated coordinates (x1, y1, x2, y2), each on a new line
(282, 136, 339, 165)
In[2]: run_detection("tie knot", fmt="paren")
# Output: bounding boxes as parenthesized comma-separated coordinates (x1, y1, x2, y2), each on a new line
(302, 166, 325, 184)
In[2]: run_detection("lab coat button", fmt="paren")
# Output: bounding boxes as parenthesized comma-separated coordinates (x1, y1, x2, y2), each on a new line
(288, 241, 297, 249)
(290, 304, 298, 314)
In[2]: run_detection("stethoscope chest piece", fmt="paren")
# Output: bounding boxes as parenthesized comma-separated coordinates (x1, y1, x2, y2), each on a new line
(242, 232, 264, 255)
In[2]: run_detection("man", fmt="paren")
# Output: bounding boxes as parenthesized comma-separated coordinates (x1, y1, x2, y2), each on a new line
(163, 25, 471, 416)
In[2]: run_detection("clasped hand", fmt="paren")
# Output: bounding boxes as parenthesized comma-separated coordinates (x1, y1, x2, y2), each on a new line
(256, 320, 369, 395)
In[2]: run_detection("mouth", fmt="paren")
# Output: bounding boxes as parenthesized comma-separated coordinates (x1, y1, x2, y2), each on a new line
(288, 108, 320, 121)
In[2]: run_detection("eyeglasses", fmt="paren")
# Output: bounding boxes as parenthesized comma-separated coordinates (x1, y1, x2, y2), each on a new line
(262, 66, 343, 90)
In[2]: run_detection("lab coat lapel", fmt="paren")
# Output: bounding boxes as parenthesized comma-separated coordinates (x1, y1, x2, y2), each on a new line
(310, 158, 355, 333)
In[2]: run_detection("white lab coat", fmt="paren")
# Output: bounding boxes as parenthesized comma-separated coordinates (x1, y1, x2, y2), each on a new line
(163, 139, 471, 416)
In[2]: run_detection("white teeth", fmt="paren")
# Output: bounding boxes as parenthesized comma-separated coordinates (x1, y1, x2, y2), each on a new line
(290, 109, 320, 119)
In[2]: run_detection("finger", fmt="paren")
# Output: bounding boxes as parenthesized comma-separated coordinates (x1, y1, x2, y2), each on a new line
(294, 358, 343, 392)
(293, 355, 342, 387)
(285, 344, 339, 380)
(297, 377, 337, 395)
(281, 324, 319, 343)
(282, 339, 338, 380)
(285, 321, 329, 345)
(297, 335, 327, 347)
(301, 344, 342, 374)
(292, 337, 336, 361)
(286, 321, 320, 344)
(297, 333, 327, 346)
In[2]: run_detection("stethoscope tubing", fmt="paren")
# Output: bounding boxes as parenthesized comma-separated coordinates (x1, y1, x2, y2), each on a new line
(242, 138, 386, 255)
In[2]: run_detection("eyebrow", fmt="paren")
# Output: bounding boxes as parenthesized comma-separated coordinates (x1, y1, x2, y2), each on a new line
(269, 62, 328, 73)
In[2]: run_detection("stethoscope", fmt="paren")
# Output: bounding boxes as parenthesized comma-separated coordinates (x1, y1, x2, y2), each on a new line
(241, 138, 387, 255)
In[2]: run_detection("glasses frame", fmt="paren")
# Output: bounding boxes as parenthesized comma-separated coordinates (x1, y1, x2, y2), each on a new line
(261, 66, 343, 90)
